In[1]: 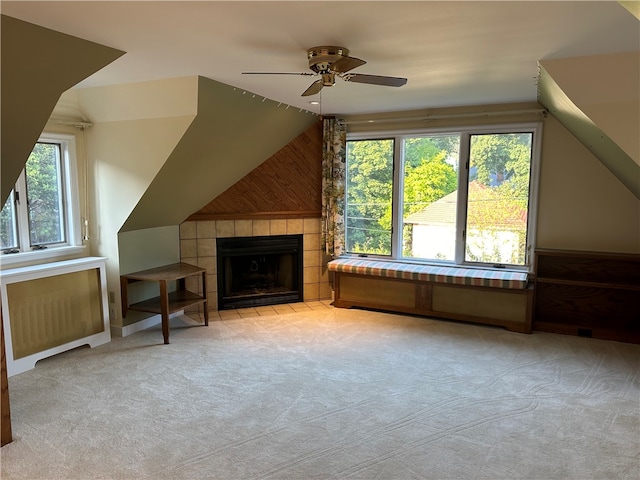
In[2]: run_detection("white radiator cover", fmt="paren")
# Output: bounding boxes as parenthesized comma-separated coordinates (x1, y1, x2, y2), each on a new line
(1, 257, 110, 377)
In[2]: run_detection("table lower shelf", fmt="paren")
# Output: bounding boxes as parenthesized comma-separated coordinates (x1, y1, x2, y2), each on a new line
(127, 290, 206, 315)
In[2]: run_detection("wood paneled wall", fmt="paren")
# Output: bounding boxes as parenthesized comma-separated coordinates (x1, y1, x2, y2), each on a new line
(187, 121, 323, 220)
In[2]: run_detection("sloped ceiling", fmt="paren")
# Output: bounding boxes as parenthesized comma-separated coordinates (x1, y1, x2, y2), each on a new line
(619, 1, 640, 19)
(0, 15, 124, 201)
(120, 77, 318, 232)
(538, 53, 640, 199)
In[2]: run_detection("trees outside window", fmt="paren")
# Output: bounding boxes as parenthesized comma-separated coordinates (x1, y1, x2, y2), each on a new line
(1, 134, 80, 256)
(345, 139, 394, 255)
(345, 124, 541, 269)
(465, 133, 532, 265)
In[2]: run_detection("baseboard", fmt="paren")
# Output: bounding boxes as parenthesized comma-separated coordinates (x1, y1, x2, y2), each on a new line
(110, 311, 184, 338)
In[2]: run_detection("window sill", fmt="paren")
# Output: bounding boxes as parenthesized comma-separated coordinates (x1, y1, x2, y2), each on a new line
(0, 245, 87, 270)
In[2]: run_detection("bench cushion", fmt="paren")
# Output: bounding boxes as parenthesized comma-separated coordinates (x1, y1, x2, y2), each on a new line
(328, 258, 529, 290)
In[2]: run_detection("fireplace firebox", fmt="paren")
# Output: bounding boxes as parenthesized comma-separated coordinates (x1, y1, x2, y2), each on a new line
(216, 235, 303, 309)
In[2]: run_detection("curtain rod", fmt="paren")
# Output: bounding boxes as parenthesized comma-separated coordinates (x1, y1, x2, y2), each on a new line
(51, 118, 94, 129)
(342, 108, 547, 125)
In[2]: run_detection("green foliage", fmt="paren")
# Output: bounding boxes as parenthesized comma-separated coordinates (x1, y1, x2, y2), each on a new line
(403, 150, 457, 216)
(0, 142, 63, 250)
(346, 137, 457, 255)
(26, 143, 63, 244)
(466, 133, 533, 264)
(470, 133, 531, 207)
(346, 139, 394, 254)
(0, 194, 16, 249)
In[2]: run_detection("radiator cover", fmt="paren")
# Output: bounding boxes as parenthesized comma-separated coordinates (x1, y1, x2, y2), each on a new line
(0, 257, 110, 376)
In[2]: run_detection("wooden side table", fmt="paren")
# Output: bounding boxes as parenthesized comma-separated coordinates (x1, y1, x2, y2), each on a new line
(121, 263, 209, 344)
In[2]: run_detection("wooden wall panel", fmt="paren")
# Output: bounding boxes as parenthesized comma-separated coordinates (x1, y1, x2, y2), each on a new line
(187, 121, 323, 220)
(1, 300, 12, 446)
(533, 249, 640, 343)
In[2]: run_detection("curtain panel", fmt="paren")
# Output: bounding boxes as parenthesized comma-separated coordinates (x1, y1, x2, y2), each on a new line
(321, 117, 346, 258)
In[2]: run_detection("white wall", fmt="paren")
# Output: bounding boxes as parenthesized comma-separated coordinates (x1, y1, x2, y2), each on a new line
(536, 115, 640, 253)
(117, 226, 181, 328)
(77, 77, 198, 327)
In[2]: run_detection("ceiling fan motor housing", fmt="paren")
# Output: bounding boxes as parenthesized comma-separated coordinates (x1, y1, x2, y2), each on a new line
(307, 46, 349, 74)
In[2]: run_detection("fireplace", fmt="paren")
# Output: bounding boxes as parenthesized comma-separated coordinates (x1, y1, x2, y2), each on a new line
(216, 235, 303, 309)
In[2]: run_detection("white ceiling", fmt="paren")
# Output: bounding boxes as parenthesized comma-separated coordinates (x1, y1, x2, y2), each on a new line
(2, 1, 638, 116)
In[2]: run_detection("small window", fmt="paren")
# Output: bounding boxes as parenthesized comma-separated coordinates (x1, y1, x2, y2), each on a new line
(1, 133, 82, 260)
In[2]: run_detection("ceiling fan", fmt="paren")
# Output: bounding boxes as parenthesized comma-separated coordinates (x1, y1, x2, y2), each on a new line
(242, 46, 408, 96)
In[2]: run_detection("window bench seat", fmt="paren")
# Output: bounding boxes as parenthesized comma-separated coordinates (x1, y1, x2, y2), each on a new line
(328, 258, 533, 333)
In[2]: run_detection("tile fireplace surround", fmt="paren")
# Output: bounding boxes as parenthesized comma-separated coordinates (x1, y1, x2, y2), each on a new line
(179, 218, 332, 312)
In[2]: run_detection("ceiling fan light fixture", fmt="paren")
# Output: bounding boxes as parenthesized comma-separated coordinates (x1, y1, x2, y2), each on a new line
(321, 73, 335, 86)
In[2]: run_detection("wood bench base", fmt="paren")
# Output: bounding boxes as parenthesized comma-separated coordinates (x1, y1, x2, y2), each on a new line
(333, 272, 534, 334)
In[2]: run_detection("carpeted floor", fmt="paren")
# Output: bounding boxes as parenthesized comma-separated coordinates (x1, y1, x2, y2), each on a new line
(1, 304, 639, 480)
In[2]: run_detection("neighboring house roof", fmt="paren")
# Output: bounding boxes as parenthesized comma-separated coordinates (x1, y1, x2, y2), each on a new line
(405, 182, 527, 228)
(405, 190, 457, 226)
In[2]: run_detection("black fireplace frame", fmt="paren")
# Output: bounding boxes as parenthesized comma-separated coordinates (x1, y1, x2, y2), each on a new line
(216, 234, 304, 309)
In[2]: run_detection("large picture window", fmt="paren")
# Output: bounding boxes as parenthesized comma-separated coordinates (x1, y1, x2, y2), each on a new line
(1, 133, 82, 260)
(345, 123, 541, 269)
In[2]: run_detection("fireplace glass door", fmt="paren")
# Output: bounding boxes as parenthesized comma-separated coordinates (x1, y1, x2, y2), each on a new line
(216, 235, 303, 309)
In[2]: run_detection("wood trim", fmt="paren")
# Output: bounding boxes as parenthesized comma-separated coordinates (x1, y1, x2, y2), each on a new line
(533, 249, 640, 343)
(186, 210, 321, 222)
(332, 271, 533, 334)
(416, 283, 432, 311)
(533, 321, 640, 344)
(1, 298, 12, 446)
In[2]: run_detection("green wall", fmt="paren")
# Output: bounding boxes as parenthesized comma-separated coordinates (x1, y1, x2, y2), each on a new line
(0, 14, 123, 201)
(121, 76, 318, 231)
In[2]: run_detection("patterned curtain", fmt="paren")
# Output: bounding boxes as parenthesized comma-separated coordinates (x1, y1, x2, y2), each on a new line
(321, 117, 346, 258)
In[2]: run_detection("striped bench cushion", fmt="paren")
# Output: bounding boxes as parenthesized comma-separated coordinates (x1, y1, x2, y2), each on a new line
(328, 258, 529, 290)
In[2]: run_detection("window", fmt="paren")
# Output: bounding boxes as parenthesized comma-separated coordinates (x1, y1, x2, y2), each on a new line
(345, 123, 541, 269)
(1, 133, 83, 262)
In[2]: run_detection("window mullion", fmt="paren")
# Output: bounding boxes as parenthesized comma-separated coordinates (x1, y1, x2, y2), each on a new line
(55, 143, 68, 244)
(14, 173, 30, 251)
(524, 123, 543, 271)
(455, 133, 470, 264)
(391, 137, 403, 259)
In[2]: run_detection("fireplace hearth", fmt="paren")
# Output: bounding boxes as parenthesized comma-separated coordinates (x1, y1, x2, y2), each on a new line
(216, 235, 303, 309)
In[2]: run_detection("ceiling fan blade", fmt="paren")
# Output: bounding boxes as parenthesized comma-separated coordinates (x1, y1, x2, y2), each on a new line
(242, 72, 315, 76)
(343, 74, 408, 87)
(301, 79, 324, 96)
(331, 56, 366, 73)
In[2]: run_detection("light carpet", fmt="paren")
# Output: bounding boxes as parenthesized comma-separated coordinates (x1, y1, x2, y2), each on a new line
(1, 307, 639, 480)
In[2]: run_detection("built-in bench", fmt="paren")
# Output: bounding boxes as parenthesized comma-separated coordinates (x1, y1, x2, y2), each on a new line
(328, 257, 533, 333)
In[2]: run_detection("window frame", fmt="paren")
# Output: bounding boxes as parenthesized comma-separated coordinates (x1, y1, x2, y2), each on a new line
(345, 122, 542, 272)
(1, 132, 85, 267)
